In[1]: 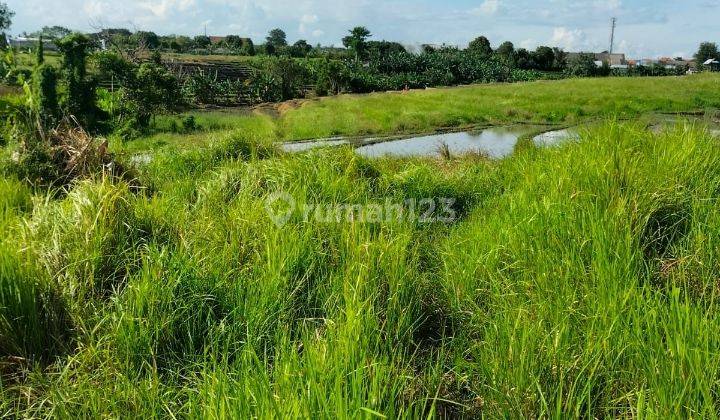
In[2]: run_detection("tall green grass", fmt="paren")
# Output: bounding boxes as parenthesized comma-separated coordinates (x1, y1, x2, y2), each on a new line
(3, 120, 720, 417)
(118, 74, 720, 156)
(278, 74, 720, 140)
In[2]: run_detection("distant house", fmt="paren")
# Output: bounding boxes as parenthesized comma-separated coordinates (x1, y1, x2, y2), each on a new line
(703, 59, 720, 71)
(629, 57, 695, 71)
(658, 57, 695, 70)
(568, 52, 627, 66)
(7, 36, 58, 51)
(209, 36, 226, 45)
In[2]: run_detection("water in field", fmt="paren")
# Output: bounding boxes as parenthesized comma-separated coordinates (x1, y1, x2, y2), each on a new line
(355, 126, 574, 159)
(532, 128, 580, 146)
(280, 138, 349, 152)
(277, 125, 579, 158)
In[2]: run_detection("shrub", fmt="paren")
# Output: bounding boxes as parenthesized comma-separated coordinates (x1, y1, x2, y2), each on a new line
(55, 34, 106, 130)
(182, 69, 220, 105)
(32, 64, 59, 128)
(566, 53, 599, 77)
(9, 118, 135, 188)
(182, 115, 198, 132)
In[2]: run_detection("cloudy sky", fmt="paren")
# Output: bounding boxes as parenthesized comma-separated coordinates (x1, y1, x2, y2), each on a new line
(5, 0, 719, 58)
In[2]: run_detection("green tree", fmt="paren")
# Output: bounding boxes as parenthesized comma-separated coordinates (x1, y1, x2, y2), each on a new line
(224, 35, 243, 50)
(32, 64, 59, 127)
(55, 33, 103, 128)
(263, 57, 308, 100)
(27, 26, 72, 39)
(35, 36, 44, 65)
(342, 26, 372, 61)
(495, 41, 515, 63)
(0, 1, 12, 48)
(695, 42, 719, 69)
(515, 48, 533, 69)
(240, 38, 255, 56)
(366, 40, 406, 59)
(266, 28, 287, 47)
(95, 51, 182, 135)
(223, 36, 255, 56)
(0, 2, 12, 33)
(533, 46, 555, 71)
(468, 36, 492, 56)
(131, 31, 160, 49)
(264, 43, 276, 56)
(123, 63, 182, 130)
(552, 48, 567, 71)
(291, 39, 312, 57)
(567, 53, 598, 77)
(97, 28, 132, 49)
(314, 58, 346, 96)
(193, 35, 211, 49)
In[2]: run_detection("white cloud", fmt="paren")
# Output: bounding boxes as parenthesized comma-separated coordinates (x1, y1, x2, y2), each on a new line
(593, 0, 621, 11)
(82, 0, 105, 16)
(470, 0, 500, 16)
(300, 14, 319, 24)
(140, 0, 197, 19)
(550, 27, 596, 51)
(3, 0, 714, 58)
(299, 13, 320, 35)
(520, 38, 538, 50)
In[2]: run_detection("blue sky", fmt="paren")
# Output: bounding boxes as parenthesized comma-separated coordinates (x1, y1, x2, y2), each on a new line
(5, 0, 719, 58)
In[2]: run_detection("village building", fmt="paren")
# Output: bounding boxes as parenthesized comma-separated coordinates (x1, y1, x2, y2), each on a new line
(6, 36, 59, 51)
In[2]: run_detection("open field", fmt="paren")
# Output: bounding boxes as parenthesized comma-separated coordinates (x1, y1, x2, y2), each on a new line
(111, 74, 720, 155)
(3, 75, 720, 417)
(161, 52, 267, 64)
(12, 51, 62, 71)
(276, 74, 720, 139)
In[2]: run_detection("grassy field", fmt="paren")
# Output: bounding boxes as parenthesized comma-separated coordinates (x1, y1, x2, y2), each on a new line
(161, 52, 266, 64)
(277, 74, 720, 140)
(12, 51, 62, 71)
(2, 75, 720, 417)
(113, 74, 720, 155)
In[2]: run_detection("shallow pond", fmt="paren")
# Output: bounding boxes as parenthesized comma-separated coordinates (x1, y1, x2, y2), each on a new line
(280, 138, 349, 152)
(356, 126, 575, 159)
(532, 128, 580, 146)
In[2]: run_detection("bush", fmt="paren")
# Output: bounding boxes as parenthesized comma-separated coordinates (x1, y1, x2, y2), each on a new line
(32, 64, 59, 128)
(9, 119, 135, 188)
(566, 53, 599, 77)
(5, 68, 32, 85)
(256, 57, 312, 101)
(182, 115, 198, 132)
(56, 34, 107, 131)
(182, 69, 220, 105)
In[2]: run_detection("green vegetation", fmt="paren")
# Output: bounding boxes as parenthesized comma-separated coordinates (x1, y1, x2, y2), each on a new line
(37, 74, 709, 169)
(3, 0, 720, 414)
(277, 74, 720, 139)
(2, 50, 720, 416)
(110, 74, 720, 154)
(696, 42, 720, 69)
(3, 113, 720, 416)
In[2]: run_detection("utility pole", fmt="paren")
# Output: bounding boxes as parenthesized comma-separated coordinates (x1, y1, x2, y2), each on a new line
(609, 17, 617, 54)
